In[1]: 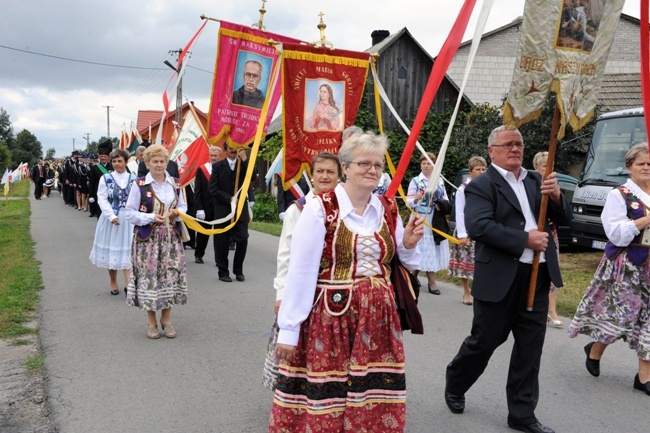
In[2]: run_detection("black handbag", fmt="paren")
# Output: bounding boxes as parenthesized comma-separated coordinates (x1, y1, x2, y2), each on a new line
(379, 195, 424, 334)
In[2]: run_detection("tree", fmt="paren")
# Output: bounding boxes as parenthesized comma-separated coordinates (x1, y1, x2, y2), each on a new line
(12, 130, 43, 166)
(45, 148, 56, 161)
(0, 140, 11, 173)
(0, 108, 15, 152)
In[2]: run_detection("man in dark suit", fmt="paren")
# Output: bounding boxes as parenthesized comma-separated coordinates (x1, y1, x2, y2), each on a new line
(88, 140, 113, 218)
(208, 143, 254, 282)
(63, 152, 77, 206)
(31, 159, 45, 199)
(444, 126, 571, 433)
(194, 145, 222, 264)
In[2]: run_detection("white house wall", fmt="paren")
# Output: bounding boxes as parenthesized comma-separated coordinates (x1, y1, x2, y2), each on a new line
(447, 17, 640, 108)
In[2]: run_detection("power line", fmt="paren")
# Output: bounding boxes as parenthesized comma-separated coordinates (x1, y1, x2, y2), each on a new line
(0, 44, 166, 70)
(0, 43, 213, 74)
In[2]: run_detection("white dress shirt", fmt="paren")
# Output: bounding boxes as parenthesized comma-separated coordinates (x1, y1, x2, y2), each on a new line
(273, 191, 314, 301)
(491, 164, 545, 263)
(602, 179, 648, 246)
(276, 184, 421, 346)
(97, 171, 133, 222)
(125, 173, 187, 227)
(454, 180, 470, 239)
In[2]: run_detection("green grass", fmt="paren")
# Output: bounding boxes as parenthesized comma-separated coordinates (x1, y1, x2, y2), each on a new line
(9, 339, 32, 346)
(24, 353, 44, 375)
(5, 178, 30, 198)
(250, 221, 283, 237)
(555, 248, 602, 317)
(0, 180, 43, 338)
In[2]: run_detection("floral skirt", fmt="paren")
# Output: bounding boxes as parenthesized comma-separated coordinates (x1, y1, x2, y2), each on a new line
(414, 212, 449, 272)
(448, 238, 475, 279)
(269, 278, 406, 432)
(126, 225, 187, 311)
(567, 251, 650, 360)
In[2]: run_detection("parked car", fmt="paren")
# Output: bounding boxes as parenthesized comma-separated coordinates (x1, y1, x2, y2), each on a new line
(447, 168, 578, 246)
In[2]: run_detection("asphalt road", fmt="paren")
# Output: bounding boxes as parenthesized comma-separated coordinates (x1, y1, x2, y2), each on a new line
(31, 191, 647, 433)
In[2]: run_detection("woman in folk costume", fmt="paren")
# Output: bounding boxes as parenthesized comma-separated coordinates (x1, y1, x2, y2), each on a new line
(407, 152, 451, 295)
(89, 149, 136, 296)
(124, 144, 187, 339)
(270, 133, 424, 432)
(448, 156, 487, 305)
(264, 153, 341, 391)
(568, 143, 650, 396)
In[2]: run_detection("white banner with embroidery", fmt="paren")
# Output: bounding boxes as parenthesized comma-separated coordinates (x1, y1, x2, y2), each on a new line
(503, 0, 625, 138)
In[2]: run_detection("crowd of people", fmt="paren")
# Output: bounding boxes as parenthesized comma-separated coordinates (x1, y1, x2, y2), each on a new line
(30, 122, 650, 433)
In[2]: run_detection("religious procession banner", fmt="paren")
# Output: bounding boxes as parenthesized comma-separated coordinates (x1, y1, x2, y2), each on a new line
(207, 21, 300, 148)
(281, 43, 369, 186)
(170, 110, 209, 187)
(503, 0, 625, 138)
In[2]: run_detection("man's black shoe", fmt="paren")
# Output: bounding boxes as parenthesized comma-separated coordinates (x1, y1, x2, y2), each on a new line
(235, 274, 245, 282)
(195, 257, 204, 264)
(584, 342, 600, 377)
(444, 389, 465, 414)
(219, 275, 233, 282)
(508, 421, 555, 433)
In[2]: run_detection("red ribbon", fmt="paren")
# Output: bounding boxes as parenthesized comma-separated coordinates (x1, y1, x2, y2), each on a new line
(641, 0, 650, 155)
(386, 0, 477, 198)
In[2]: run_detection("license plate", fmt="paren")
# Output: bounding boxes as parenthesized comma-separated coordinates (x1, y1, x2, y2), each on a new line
(591, 240, 606, 250)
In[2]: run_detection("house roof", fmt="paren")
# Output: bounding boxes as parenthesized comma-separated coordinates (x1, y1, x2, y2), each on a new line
(365, 26, 473, 106)
(365, 27, 434, 61)
(136, 103, 207, 135)
(136, 110, 163, 134)
(598, 73, 642, 112)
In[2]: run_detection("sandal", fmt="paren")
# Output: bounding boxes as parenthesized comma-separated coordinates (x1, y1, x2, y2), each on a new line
(161, 323, 176, 338)
(547, 315, 563, 328)
(147, 325, 160, 339)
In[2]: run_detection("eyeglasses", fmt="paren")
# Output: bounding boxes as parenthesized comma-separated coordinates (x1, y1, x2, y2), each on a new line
(244, 72, 260, 80)
(349, 161, 385, 171)
(490, 142, 524, 149)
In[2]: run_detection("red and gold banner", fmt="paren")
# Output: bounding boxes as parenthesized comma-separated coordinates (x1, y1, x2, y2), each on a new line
(281, 43, 369, 186)
(207, 21, 300, 148)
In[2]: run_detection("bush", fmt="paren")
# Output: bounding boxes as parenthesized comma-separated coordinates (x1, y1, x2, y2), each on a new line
(251, 191, 279, 223)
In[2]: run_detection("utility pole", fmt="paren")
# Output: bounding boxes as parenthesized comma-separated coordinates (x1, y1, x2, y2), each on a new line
(102, 105, 114, 139)
(167, 48, 183, 126)
(82, 133, 91, 149)
(72, 138, 75, 151)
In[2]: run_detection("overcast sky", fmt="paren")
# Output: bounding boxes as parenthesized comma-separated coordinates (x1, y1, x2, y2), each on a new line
(0, 0, 641, 157)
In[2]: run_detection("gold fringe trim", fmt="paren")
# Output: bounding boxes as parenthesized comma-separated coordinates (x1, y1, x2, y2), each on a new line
(219, 27, 277, 46)
(284, 49, 369, 67)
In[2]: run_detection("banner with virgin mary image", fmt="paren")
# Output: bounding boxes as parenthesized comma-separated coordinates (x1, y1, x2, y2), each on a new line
(503, 0, 625, 138)
(281, 43, 369, 186)
(207, 21, 300, 148)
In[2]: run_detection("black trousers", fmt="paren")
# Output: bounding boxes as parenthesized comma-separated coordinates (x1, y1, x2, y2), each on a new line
(214, 222, 248, 277)
(195, 215, 217, 262)
(445, 263, 550, 425)
(34, 180, 44, 198)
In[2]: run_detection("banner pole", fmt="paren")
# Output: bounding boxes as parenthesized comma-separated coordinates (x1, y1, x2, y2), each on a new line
(527, 102, 561, 311)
